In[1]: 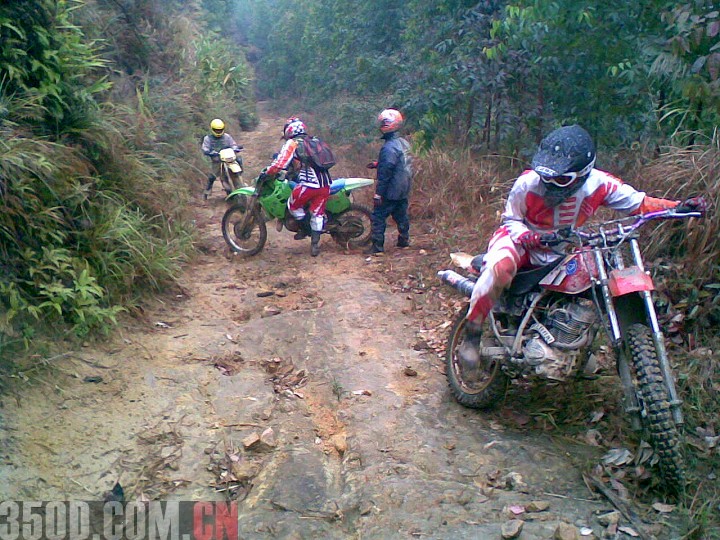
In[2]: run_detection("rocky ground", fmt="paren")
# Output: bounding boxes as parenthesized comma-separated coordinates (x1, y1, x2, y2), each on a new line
(0, 106, 683, 539)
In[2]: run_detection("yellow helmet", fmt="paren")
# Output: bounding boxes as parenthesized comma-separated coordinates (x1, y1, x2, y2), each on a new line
(210, 118, 225, 137)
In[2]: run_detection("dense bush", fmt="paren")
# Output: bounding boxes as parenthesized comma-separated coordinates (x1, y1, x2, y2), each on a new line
(0, 0, 256, 355)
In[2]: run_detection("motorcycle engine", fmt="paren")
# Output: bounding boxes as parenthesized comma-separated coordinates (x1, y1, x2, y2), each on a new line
(522, 338, 577, 380)
(544, 298, 597, 346)
(520, 299, 597, 380)
(284, 215, 301, 232)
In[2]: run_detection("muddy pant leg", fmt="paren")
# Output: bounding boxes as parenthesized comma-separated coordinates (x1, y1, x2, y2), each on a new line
(467, 229, 522, 323)
(370, 201, 393, 250)
(288, 185, 307, 220)
(307, 188, 329, 255)
(204, 162, 221, 198)
(390, 198, 410, 246)
(307, 187, 330, 233)
(288, 186, 308, 238)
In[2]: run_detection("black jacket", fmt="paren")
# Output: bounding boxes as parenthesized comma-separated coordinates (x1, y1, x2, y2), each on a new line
(376, 132, 413, 200)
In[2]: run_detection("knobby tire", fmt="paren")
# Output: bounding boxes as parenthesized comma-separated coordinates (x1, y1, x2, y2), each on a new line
(626, 323, 686, 492)
(330, 203, 373, 249)
(221, 203, 267, 256)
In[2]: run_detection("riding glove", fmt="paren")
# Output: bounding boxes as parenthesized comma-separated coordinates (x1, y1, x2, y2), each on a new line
(517, 231, 542, 250)
(676, 196, 708, 215)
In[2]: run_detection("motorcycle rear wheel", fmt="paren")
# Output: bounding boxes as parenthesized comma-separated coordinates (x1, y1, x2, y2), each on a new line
(446, 312, 507, 409)
(221, 203, 267, 256)
(626, 323, 685, 492)
(329, 203, 372, 248)
(222, 170, 247, 206)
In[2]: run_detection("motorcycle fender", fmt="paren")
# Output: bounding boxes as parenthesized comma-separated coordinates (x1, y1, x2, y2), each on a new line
(228, 163, 242, 174)
(608, 267, 654, 297)
(329, 178, 373, 196)
(228, 186, 255, 197)
(340, 178, 374, 191)
(326, 190, 351, 214)
(219, 148, 236, 161)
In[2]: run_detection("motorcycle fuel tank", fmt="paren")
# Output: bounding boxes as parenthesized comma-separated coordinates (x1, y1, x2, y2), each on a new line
(539, 252, 598, 294)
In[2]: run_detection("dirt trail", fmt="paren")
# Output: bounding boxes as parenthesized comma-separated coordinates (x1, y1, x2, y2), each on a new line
(0, 106, 673, 539)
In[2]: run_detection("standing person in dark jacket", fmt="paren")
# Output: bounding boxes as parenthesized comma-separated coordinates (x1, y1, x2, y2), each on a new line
(365, 109, 413, 255)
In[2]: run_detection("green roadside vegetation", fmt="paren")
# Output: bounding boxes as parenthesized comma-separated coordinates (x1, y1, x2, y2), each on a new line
(0, 0, 256, 355)
(1, 0, 718, 534)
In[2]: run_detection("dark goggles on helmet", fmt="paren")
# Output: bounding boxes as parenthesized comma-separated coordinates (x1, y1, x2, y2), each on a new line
(212, 128, 224, 136)
(540, 172, 579, 187)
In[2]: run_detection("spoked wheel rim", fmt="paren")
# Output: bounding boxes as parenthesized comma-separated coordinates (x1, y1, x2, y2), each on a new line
(445, 314, 507, 409)
(450, 322, 502, 394)
(330, 204, 372, 248)
(221, 203, 266, 255)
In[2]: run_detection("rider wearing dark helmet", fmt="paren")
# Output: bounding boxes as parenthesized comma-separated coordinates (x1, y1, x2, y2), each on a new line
(458, 124, 708, 369)
(531, 124, 596, 208)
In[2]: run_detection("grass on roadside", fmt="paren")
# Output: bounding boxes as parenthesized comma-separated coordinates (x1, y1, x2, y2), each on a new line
(369, 140, 720, 535)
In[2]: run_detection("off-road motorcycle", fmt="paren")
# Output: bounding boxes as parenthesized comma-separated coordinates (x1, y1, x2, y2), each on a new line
(438, 207, 703, 491)
(217, 147, 245, 195)
(221, 173, 374, 256)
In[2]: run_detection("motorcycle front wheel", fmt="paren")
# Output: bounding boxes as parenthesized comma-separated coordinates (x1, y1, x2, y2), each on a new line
(328, 203, 372, 248)
(221, 203, 267, 255)
(446, 312, 507, 409)
(626, 323, 686, 492)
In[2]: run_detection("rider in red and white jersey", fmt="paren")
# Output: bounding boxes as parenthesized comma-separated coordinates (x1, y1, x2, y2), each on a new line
(461, 125, 707, 364)
(265, 117, 332, 257)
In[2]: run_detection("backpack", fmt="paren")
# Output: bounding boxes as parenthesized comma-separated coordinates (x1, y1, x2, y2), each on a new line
(297, 136, 336, 170)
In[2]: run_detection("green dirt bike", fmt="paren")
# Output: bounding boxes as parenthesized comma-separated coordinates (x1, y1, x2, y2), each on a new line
(222, 174, 374, 256)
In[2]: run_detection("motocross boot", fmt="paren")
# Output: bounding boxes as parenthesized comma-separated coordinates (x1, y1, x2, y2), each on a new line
(203, 175, 216, 200)
(294, 215, 312, 240)
(310, 231, 321, 257)
(457, 320, 483, 382)
(397, 235, 410, 248)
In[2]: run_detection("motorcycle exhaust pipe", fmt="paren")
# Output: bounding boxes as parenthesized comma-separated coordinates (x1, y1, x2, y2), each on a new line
(437, 270, 475, 298)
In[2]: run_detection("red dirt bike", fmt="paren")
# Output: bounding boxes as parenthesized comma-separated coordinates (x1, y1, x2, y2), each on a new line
(438, 207, 703, 491)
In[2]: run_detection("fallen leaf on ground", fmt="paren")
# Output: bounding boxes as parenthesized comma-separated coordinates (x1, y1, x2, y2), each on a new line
(652, 502, 675, 513)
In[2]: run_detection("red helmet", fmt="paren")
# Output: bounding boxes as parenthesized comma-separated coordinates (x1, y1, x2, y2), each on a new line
(283, 117, 307, 139)
(377, 109, 403, 133)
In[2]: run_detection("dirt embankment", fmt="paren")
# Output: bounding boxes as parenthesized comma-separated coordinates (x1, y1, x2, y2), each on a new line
(0, 106, 680, 539)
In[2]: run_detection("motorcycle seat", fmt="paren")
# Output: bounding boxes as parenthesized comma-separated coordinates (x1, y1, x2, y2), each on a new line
(469, 253, 562, 295)
(287, 179, 344, 195)
(508, 258, 563, 296)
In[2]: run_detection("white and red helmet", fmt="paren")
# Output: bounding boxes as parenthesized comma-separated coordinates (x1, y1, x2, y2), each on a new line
(377, 109, 403, 134)
(283, 117, 307, 139)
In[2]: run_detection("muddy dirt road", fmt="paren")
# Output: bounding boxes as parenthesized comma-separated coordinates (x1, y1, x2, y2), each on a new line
(0, 107, 676, 539)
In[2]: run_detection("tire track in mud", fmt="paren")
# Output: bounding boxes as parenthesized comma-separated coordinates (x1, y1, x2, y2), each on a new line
(0, 104, 676, 539)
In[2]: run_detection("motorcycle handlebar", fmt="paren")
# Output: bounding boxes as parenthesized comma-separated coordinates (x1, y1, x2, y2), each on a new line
(544, 208, 703, 248)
